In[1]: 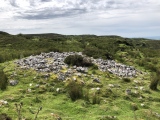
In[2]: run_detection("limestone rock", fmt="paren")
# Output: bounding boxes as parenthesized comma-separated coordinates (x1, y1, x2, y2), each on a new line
(9, 80, 18, 86)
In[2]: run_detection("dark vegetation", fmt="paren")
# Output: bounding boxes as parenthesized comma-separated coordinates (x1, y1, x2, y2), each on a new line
(0, 68, 8, 90)
(122, 78, 131, 83)
(67, 81, 84, 101)
(64, 54, 93, 67)
(92, 93, 101, 104)
(67, 80, 101, 104)
(150, 69, 160, 90)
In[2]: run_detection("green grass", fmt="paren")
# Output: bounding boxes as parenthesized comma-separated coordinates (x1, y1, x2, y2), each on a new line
(0, 60, 160, 120)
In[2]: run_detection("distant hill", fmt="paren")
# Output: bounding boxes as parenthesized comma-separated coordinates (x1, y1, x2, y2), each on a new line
(145, 36, 160, 40)
(0, 31, 10, 35)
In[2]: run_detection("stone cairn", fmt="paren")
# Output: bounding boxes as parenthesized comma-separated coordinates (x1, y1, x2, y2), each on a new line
(15, 52, 137, 78)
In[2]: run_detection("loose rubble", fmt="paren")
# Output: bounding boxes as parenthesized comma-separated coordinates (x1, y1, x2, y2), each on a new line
(15, 52, 137, 78)
(92, 58, 137, 77)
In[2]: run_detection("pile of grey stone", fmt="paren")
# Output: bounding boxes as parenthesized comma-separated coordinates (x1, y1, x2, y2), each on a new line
(15, 52, 137, 77)
(16, 52, 82, 73)
(92, 58, 137, 77)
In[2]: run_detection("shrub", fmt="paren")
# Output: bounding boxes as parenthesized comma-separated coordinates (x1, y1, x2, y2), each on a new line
(67, 81, 83, 101)
(64, 54, 93, 67)
(92, 94, 100, 104)
(64, 55, 83, 66)
(0, 69, 8, 90)
(150, 70, 160, 90)
(150, 77, 159, 90)
(83, 89, 90, 102)
(122, 78, 131, 83)
(83, 47, 102, 59)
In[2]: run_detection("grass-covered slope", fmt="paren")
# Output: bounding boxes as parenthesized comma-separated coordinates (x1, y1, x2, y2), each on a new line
(0, 32, 160, 120)
(0, 59, 160, 120)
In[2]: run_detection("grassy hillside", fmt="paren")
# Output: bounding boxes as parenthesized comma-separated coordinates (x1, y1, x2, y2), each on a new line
(0, 32, 160, 120)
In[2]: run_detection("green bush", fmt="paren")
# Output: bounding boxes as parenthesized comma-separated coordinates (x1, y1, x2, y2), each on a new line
(122, 78, 131, 83)
(0, 69, 8, 90)
(150, 77, 159, 90)
(92, 93, 101, 104)
(64, 55, 83, 66)
(83, 89, 90, 102)
(150, 70, 160, 90)
(67, 81, 83, 101)
(83, 47, 105, 59)
(64, 54, 93, 67)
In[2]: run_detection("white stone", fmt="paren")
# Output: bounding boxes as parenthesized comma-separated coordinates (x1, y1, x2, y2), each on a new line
(0, 100, 8, 106)
(141, 103, 145, 107)
(56, 88, 60, 92)
(96, 87, 100, 91)
(108, 84, 114, 87)
(91, 88, 95, 90)
(139, 86, 144, 91)
(72, 77, 77, 81)
(27, 88, 32, 92)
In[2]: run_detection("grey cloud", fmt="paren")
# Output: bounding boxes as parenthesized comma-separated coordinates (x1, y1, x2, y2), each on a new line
(15, 0, 117, 20)
(17, 7, 87, 20)
(9, 0, 19, 7)
(29, 0, 36, 6)
(107, 0, 115, 5)
(4, 0, 160, 21)
(41, 0, 52, 2)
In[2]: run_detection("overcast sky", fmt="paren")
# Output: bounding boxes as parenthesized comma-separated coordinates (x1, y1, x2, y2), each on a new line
(0, 0, 160, 37)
